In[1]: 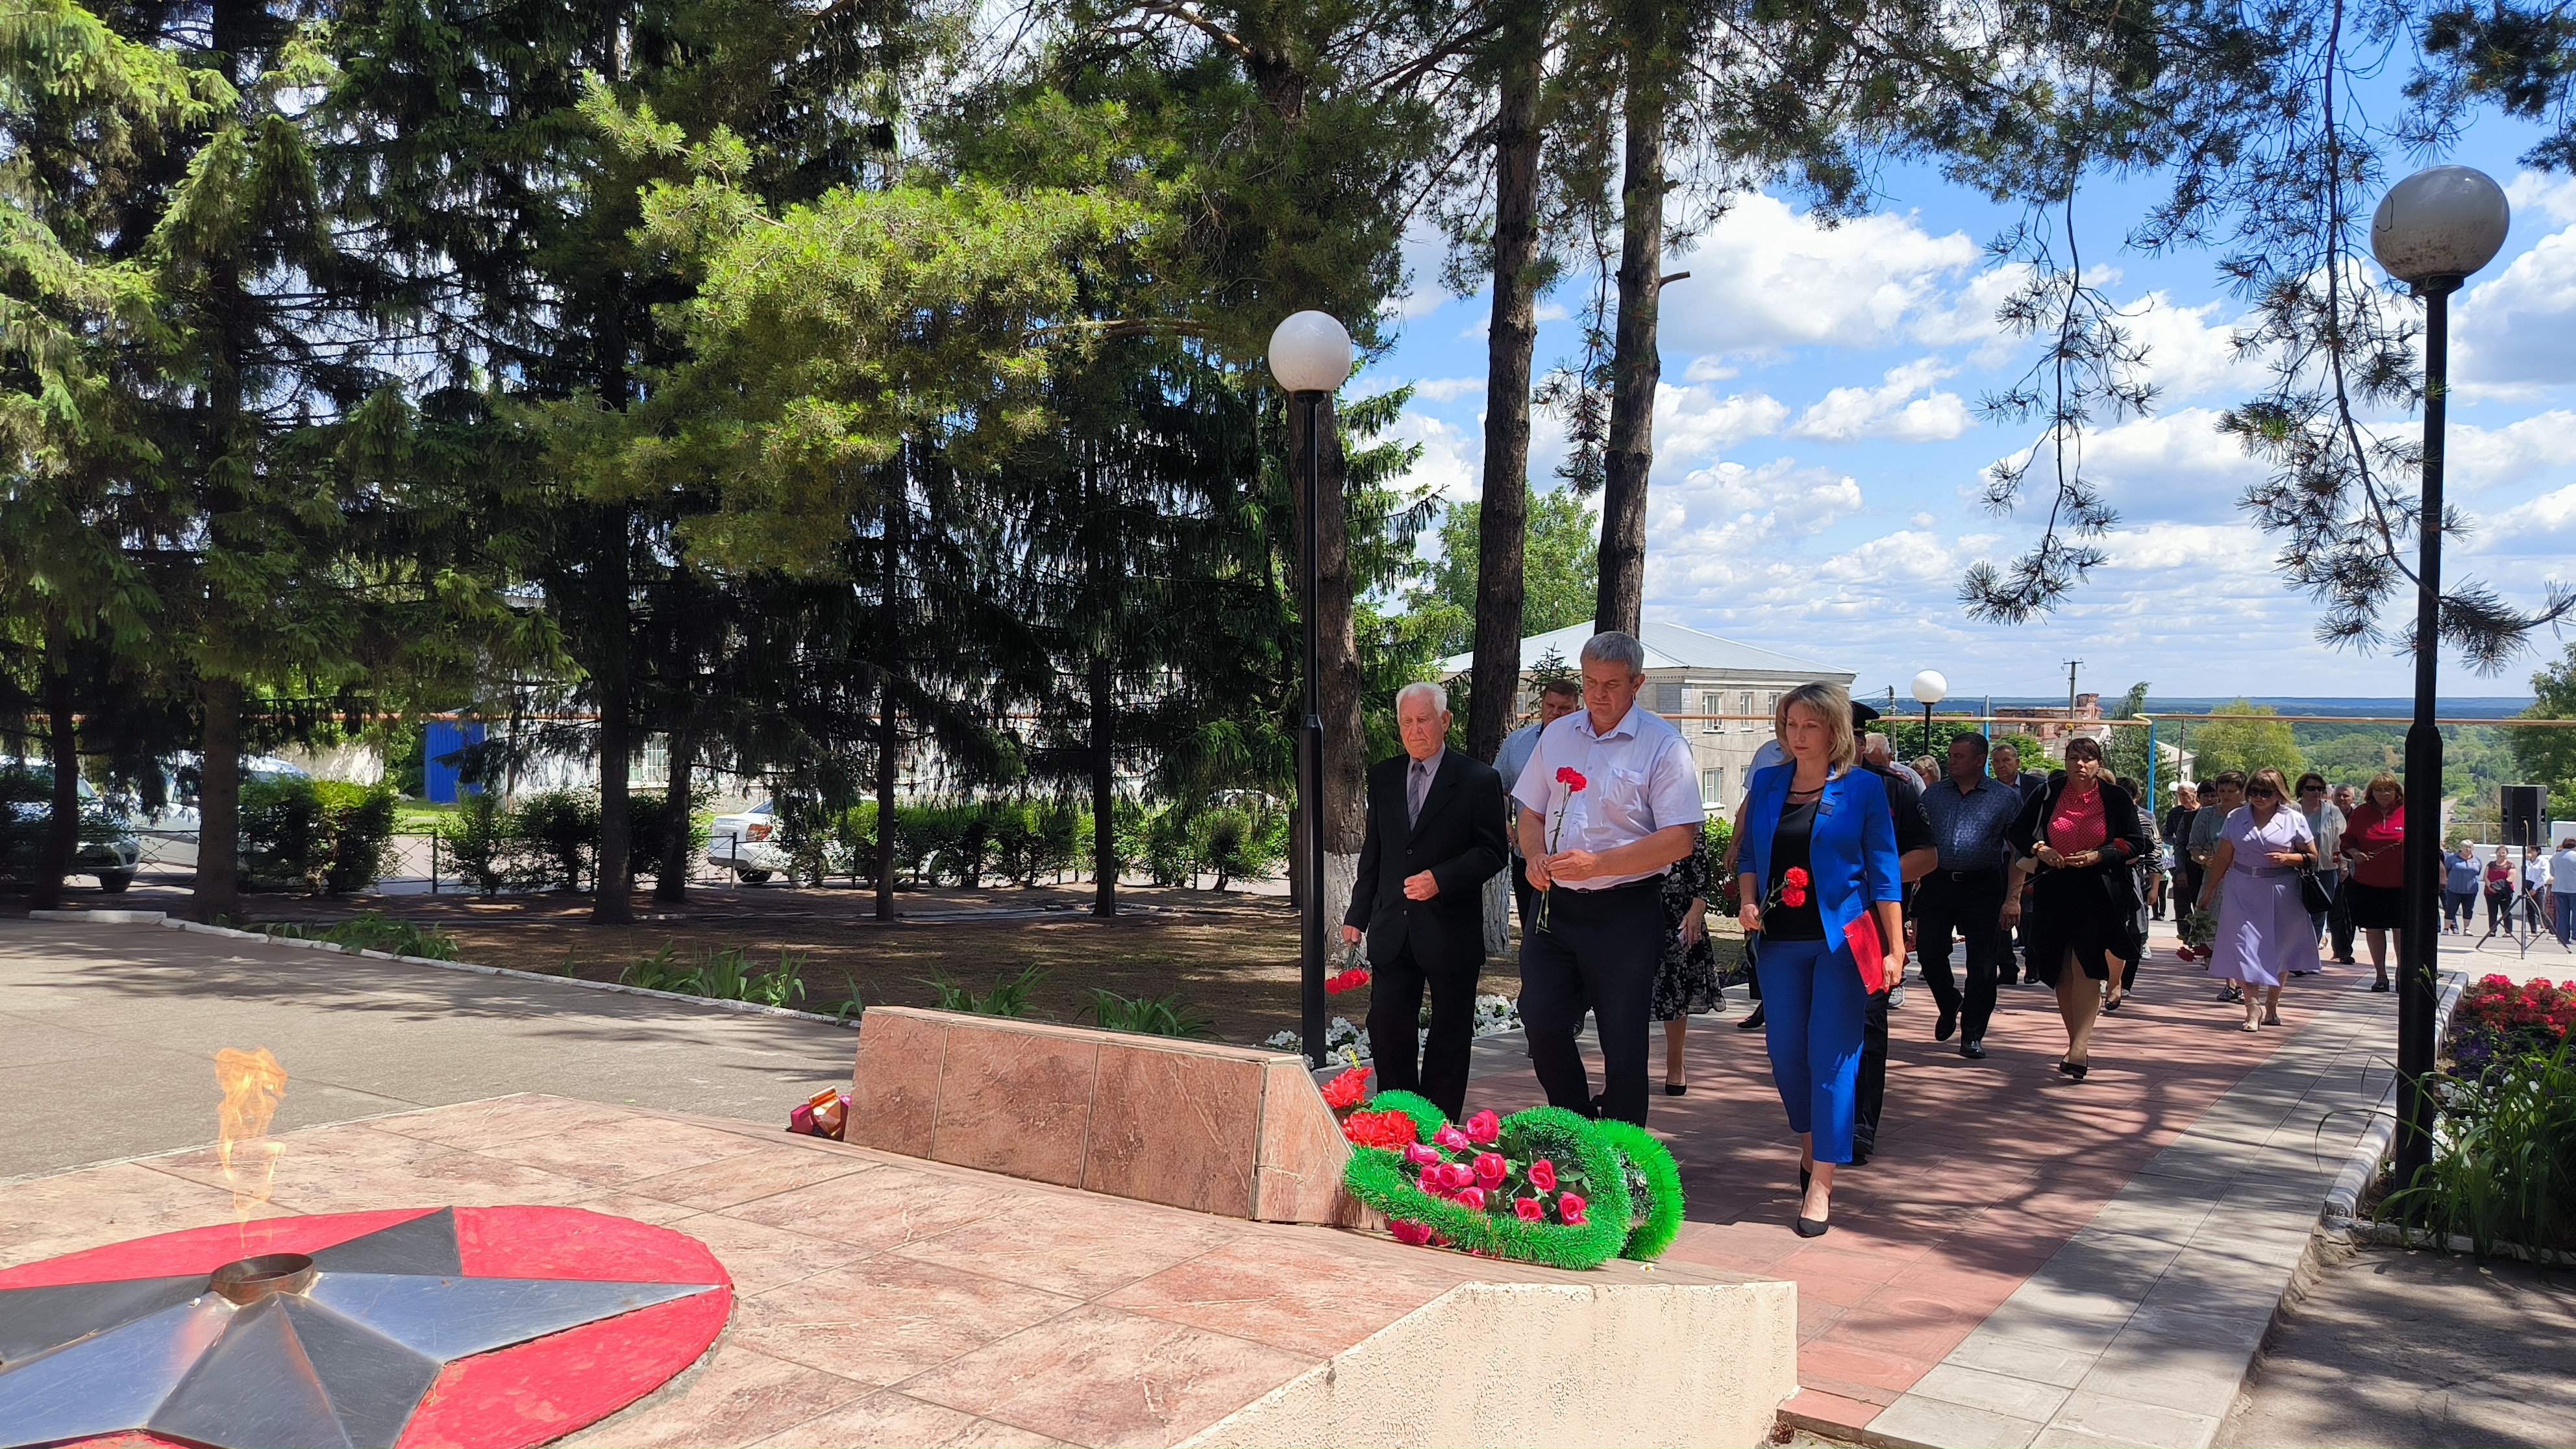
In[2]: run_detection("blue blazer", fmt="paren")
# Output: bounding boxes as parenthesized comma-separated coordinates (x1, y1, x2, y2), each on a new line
(1739, 763, 1904, 957)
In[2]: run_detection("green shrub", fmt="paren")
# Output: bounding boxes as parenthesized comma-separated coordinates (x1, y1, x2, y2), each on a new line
(1086, 987, 1213, 1038)
(921, 964, 1045, 1017)
(625, 791, 706, 882)
(617, 941, 809, 1008)
(1195, 804, 1285, 889)
(2381, 1037, 2576, 1256)
(239, 776, 397, 895)
(510, 789, 599, 891)
(271, 911, 460, 961)
(440, 791, 508, 896)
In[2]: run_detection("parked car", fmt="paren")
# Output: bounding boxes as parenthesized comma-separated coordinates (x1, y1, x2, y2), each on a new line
(707, 799, 790, 882)
(0, 760, 142, 893)
(121, 754, 314, 870)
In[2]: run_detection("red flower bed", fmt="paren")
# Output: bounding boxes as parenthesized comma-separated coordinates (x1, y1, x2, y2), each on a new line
(2451, 975, 2575, 1076)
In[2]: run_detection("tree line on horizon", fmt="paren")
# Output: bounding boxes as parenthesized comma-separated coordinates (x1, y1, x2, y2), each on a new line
(4, 0, 2571, 926)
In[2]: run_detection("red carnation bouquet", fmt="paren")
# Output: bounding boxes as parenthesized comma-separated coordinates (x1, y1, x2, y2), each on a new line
(1768, 865, 1811, 912)
(1531, 765, 1589, 934)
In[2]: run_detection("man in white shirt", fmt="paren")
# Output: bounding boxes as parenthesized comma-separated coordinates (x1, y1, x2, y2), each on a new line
(1513, 632, 1705, 1125)
(1495, 678, 1582, 945)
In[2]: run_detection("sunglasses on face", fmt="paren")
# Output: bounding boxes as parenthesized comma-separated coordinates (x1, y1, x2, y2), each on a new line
(2300, 785, 2323, 793)
(2248, 787, 2280, 798)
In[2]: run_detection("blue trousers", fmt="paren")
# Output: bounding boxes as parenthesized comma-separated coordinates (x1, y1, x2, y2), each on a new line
(1754, 935, 1869, 1164)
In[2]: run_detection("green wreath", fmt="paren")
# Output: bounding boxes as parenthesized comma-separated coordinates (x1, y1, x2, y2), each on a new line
(1341, 1093, 1687, 1270)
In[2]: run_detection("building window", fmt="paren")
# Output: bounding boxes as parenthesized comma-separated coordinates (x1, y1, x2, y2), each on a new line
(1702, 692, 1723, 733)
(1702, 767, 1722, 806)
(1765, 691, 1782, 727)
(1739, 690, 1757, 731)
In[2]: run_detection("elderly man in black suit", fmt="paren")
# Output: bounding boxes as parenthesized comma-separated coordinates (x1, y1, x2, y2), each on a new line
(1343, 680, 1509, 1120)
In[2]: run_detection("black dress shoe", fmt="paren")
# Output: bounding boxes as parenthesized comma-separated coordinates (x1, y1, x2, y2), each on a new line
(1795, 1214, 1831, 1237)
(1737, 1004, 1766, 1031)
(1664, 1081, 1689, 1096)
(2057, 1059, 2088, 1082)
(1960, 1040, 1987, 1059)
(1935, 1006, 1958, 1042)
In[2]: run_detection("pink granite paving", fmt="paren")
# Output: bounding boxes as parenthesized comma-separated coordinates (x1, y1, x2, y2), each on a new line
(1463, 940, 2366, 1439)
(0, 1095, 1752, 1448)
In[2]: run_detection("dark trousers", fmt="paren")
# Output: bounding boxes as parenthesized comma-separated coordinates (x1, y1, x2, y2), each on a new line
(2444, 889, 2476, 929)
(1511, 856, 1539, 948)
(1365, 944, 1478, 1122)
(1855, 988, 1889, 1156)
(2329, 882, 2357, 960)
(1518, 879, 1663, 1125)
(1917, 869, 2009, 1043)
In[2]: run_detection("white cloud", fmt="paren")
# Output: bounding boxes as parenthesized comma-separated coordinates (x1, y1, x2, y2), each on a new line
(2465, 482, 2576, 554)
(1682, 356, 1740, 383)
(2122, 293, 2247, 405)
(1788, 358, 1971, 443)
(1388, 411, 1481, 502)
(1659, 193, 1981, 358)
(2456, 219, 2576, 396)
(2448, 410, 2576, 495)
(2507, 169, 2576, 227)
(1654, 384, 1789, 467)
(1413, 377, 1486, 403)
(2062, 408, 2266, 523)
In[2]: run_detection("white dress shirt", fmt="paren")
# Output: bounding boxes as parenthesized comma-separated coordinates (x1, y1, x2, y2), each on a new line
(1510, 705, 1705, 889)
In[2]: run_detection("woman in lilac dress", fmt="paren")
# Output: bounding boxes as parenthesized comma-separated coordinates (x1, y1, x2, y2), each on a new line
(2196, 767, 2319, 1032)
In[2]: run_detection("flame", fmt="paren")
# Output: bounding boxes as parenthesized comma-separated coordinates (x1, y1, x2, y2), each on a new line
(214, 1047, 288, 1228)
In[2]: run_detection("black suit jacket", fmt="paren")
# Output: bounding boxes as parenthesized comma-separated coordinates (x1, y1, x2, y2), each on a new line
(1343, 749, 1509, 973)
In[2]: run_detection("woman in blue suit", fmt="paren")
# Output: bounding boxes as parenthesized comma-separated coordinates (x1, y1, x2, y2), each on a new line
(1735, 682, 1905, 1237)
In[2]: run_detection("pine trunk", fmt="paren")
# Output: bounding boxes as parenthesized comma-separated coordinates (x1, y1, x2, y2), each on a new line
(1468, 30, 1546, 764)
(32, 656, 78, 911)
(875, 695, 899, 921)
(591, 513, 634, 924)
(654, 725, 692, 904)
(193, 678, 243, 924)
(1091, 649, 1117, 917)
(1289, 395, 1367, 932)
(1596, 31, 1666, 638)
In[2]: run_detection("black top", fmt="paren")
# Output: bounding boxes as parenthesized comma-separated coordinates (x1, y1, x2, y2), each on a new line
(1766, 794, 1826, 941)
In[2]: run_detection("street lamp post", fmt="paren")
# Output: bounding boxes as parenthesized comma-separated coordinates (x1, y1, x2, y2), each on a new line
(1268, 310, 1354, 1069)
(2370, 165, 2510, 1192)
(1911, 670, 1949, 762)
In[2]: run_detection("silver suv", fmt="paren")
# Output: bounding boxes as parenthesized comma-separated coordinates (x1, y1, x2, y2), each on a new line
(0, 761, 143, 893)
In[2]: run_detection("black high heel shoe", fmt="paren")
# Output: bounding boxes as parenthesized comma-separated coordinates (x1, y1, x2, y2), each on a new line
(1795, 1212, 1830, 1237)
(2057, 1059, 2089, 1082)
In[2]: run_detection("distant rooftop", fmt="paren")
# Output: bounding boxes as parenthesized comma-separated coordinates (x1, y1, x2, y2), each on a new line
(1438, 621, 1854, 682)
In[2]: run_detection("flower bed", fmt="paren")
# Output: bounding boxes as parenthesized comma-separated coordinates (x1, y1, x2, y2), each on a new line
(2379, 975, 2575, 1257)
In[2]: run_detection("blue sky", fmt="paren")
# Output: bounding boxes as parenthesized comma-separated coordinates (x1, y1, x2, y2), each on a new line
(1355, 107, 2576, 708)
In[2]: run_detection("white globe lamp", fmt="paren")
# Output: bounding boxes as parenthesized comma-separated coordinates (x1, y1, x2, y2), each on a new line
(1266, 310, 1353, 395)
(2370, 166, 2510, 285)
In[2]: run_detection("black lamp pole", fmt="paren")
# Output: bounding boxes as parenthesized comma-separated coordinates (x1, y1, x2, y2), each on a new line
(1297, 390, 1328, 1069)
(2396, 273, 2460, 1192)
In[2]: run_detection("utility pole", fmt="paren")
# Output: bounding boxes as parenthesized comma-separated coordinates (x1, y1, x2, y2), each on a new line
(2064, 660, 2082, 720)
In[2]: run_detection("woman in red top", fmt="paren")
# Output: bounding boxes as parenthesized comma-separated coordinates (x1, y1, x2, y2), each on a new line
(2004, 737, 2151, 1081)
(2337, 773, 2407, 991)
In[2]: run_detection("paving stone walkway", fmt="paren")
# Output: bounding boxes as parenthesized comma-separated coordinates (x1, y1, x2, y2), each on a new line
(1462, 933, 2415, 1448)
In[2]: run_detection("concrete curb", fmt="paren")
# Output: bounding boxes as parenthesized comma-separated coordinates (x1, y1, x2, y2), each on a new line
(2320, 971, 2466, 1228)
(25, 908, 862, 1030)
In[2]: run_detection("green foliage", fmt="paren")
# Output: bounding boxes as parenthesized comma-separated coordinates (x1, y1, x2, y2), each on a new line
(509, 789, 601, 892)
(2381, 1037, 2576, 1257)
(1406, 492, 1601, 659)
(238, 778, 398, 895)
(439, 792, 509, 896)
(1994, 732, 2049, 769)
(618, 942, 808, 1008)
(1085, 988, 1214, 1038)
(2514, 643, 2576, 797)
(268, 912, 459, 961)
(921, 965, 1045, 1017)
(2183, 701, 2305, 784)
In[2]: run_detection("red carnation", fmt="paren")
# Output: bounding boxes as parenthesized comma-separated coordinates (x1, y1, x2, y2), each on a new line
(1784, 867, 1809, 888)
(1320, 1066, 1371, 1111)
(1555, 766, 1589, 791)
(1782, 887, 1807, 907)
(1340, 1109, 1417, 1150)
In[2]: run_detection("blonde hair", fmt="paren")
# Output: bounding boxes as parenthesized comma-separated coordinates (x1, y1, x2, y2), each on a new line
(1779, 682, 1858, 776)
(2366, 771, 2403, 807)
(2248, 766, 2294, 803)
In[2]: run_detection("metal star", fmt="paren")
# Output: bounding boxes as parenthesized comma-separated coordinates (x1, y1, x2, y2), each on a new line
(0, 1209, 721, 1449)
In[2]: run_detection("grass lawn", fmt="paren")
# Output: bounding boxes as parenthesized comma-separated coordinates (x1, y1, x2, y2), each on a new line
(236, 882, 1750, 1047)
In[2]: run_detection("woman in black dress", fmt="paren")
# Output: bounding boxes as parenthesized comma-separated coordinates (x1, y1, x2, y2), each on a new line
(1653, 826, 1722, 1093)
(2003, 738, 2152, 1080)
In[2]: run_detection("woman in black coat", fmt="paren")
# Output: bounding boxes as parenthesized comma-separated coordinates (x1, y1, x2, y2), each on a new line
(2001, 737, 2151, 1081)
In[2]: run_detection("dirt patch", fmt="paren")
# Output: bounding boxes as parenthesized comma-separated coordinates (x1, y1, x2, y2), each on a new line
(196, 880, 1745, 1047)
